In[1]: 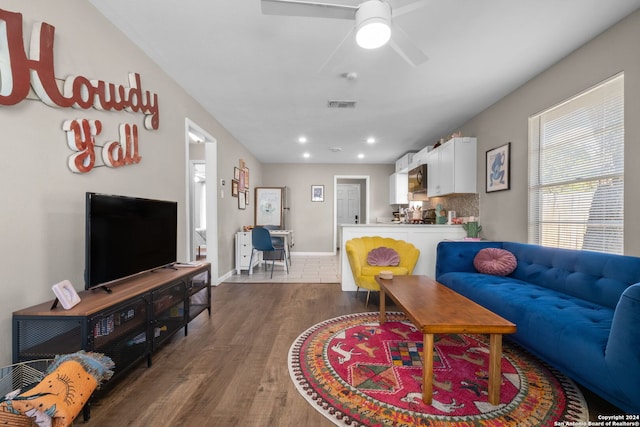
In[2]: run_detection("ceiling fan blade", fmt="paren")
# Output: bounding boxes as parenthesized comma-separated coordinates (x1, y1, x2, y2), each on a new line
(261, 0, 357, 20)
(387, 0, 427, 17)
(318, 27, 356, 73)
(389, 23, 428, 66)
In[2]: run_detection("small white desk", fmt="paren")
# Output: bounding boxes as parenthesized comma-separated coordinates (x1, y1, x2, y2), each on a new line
(269, 229, 293, 263)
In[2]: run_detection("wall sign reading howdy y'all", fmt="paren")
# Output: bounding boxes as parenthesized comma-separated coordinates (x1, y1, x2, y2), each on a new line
(0, 8, 160, 174)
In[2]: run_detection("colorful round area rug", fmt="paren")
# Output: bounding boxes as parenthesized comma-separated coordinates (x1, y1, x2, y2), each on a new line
(288, 312, 589, 426)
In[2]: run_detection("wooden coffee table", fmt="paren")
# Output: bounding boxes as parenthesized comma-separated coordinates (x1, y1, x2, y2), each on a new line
(376, 275, 516, 405)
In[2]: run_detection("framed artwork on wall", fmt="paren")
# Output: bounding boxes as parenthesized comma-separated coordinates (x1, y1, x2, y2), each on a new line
(232, 180, 239, 197)
(238, 191, 246, 210)
(486, 142, 511, 193)
(255, 187, 283, 227)
(311, 185, 324, 202)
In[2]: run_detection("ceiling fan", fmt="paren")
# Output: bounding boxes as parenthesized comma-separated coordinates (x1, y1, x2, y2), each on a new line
(261, 0, 428, 68)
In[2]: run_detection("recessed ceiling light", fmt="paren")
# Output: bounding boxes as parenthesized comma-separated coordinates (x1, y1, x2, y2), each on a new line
(358, 153, 365, 159)
(298, 136, 307, 143)
(303, 152, 310, 159)
(366, 137, 376, 144)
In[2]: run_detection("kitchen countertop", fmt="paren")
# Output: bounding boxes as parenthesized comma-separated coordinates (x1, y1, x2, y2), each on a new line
(341, 223, 463, 227)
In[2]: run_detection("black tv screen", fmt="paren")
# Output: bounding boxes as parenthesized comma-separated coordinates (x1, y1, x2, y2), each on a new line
(85, 192, 178, 290)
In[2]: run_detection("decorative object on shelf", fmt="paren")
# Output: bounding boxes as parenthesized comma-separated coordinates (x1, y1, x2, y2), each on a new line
(231, 180, 239, 197)
(238, 191, 246, 210)
(463, 216, 482, 238)
(311, 185, 324, 202)
(486, 142, 511, 193)
(51, 280, 81, 310)
(435, 203, 447, 224)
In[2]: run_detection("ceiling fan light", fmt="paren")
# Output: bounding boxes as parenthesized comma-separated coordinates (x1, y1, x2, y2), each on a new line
(356, 20, 391, 49)
(355, 1, 391, 50)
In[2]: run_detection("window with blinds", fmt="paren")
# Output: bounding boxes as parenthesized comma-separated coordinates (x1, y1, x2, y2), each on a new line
(528, 74, 624, 254)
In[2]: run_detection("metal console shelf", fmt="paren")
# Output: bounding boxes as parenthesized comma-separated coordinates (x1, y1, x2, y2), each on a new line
(12, 264, 211, 382)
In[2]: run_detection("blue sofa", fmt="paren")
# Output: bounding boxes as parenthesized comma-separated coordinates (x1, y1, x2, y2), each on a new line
(435, 241, 640, 413)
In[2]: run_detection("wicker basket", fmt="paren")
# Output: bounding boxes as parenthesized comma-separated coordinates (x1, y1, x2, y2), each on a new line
(0, 359, 54, 427)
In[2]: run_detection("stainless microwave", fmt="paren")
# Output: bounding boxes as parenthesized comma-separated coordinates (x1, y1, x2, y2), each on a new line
(408, 164, 427, 193)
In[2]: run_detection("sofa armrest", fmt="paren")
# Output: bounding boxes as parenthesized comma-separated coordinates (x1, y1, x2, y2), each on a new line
(606, 283, 640, 407)
(435, 241, 504, 279)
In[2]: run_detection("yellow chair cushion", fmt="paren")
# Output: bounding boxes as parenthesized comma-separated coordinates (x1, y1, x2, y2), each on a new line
(345, 236, 420, 292)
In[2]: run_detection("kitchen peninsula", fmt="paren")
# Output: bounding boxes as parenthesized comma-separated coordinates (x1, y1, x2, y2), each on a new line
(340, 224, 466, 291)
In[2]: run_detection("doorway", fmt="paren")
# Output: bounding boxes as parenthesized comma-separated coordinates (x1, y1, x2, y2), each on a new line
(333, 175, 370, 252)
(189, 161, 206, 260)
(185, 118, 218, 281)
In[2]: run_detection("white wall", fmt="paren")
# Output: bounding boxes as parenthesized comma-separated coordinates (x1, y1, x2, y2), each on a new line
(0, 1, 257, 365)
(458, 9, 640, 255)
(262, 163, 395, 252)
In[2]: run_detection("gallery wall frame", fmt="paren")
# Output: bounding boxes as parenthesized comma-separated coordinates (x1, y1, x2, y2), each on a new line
(311, 185, 324, 202)
(255, 187, 283, 227)
(486, 142, 511, 193)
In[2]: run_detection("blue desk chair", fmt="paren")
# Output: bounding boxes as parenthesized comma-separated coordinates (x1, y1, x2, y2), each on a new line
(249, 227, 289, 278)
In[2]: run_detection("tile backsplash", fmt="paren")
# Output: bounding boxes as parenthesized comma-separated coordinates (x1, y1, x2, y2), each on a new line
(423, 193, 479, 219)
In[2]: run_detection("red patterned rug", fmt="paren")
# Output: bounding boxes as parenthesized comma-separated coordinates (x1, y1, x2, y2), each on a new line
(288, 312, 589, 426)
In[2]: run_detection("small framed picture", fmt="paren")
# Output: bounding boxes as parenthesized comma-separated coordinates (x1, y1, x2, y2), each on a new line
(311, 185, 324, 202)
(486, 142, 511, 193)
(234, 167, 240, 180)
(238, 169, 246, 192)
(232, 180, 239, 197)
(243, 167, 250, 188)
(244, 190, 250, 205)
(238, 191, 246, 209)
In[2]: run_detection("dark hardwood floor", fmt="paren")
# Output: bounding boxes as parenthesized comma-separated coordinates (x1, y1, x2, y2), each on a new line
(86, 282, 624, 426)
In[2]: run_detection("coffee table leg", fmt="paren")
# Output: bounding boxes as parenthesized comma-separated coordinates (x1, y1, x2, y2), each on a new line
(488, 334, 502, 405)
(422, 333, 434, 404)
(379, 287, 386, 324)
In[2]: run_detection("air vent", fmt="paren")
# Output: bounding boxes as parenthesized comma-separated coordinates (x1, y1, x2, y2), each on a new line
(327, 100, 357, 109)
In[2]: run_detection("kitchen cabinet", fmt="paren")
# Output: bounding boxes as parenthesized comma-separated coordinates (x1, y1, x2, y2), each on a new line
(389, 172, 408, 204)
(395, 152, 415, 172)
(427, 137, 477, 197)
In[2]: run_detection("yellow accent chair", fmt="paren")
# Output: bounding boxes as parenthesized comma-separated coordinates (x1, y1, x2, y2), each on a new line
(345, 236, 420, 305)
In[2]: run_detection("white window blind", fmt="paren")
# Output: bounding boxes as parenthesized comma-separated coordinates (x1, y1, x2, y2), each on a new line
(528, 74, 624, 254)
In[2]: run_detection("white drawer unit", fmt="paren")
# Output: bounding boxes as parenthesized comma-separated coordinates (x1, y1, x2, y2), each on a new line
(235, 231, 262, 274)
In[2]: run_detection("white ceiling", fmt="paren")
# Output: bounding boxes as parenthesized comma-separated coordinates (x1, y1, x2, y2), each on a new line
(89, 0, 640, 164)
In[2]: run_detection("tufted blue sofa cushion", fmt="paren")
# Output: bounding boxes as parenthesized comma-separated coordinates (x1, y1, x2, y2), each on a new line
(504, 242, 640, 309)
(435, 241, 640, 414)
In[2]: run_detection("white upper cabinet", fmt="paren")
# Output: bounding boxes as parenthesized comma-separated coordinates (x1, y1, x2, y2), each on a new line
(395, 152, 416, 172)
(427, 137, 477, 197)
(389, 172, 409, 204)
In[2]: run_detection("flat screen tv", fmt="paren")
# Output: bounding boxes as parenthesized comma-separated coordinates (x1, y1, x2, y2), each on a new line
(85, 192, 178, 290)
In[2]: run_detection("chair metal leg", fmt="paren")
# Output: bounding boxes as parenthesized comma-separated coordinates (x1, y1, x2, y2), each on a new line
(248, 249, 254, 275)
(270, 257, 275, 278)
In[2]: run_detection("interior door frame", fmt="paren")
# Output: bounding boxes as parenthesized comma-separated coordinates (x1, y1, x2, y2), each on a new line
(333, 175, 370, 254)
(185, 118, 218, 282)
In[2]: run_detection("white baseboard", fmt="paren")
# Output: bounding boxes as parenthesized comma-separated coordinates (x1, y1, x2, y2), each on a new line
(215, 269, 235, 286)
(290, 251, 336, 256)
